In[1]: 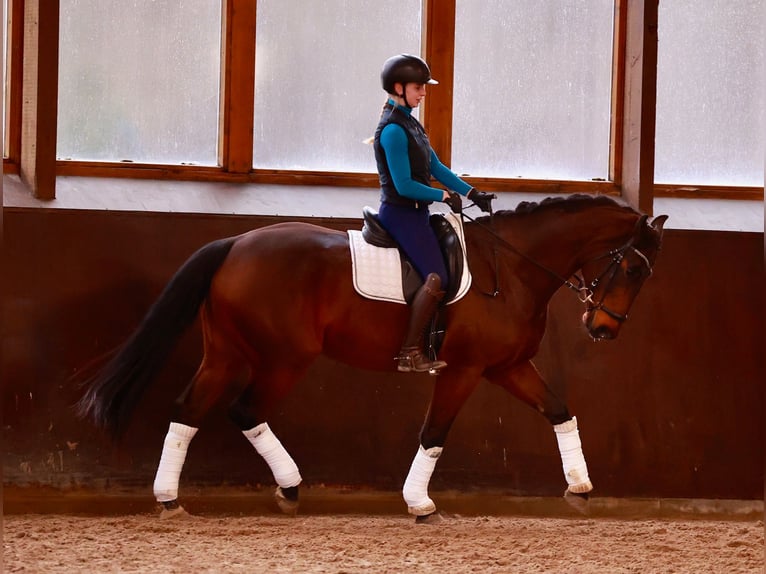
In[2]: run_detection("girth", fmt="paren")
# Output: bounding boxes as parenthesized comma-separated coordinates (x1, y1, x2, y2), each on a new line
(360, 206, 465, 304)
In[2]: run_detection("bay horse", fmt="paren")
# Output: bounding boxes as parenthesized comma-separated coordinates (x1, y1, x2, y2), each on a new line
(76, 194, 668, 521)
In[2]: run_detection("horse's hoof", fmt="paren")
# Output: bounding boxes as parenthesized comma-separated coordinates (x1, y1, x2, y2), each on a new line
(566, 478, 593, 494)
(159, 504, 191, 520)
(275, 486, 299, 516)
(564, 488, 591, 515)
(415, 511, 448, 525)
(407, 500, 436, 517)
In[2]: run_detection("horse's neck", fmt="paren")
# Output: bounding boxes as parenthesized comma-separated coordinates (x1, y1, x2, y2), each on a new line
(498, 208, 636, 290)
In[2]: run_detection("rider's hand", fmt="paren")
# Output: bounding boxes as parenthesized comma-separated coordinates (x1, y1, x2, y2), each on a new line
(443, 190, 462, 214)
(467, 189, 496, 213)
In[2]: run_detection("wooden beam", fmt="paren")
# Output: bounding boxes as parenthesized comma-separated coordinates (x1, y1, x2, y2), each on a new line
(620, 0, 658, 214)
(3, 0, 24, 168)
(220, 0, 257, 174)
(20, 0, 59, 199)
(422, 0, 455, 165)
(609, 0, 627, 186)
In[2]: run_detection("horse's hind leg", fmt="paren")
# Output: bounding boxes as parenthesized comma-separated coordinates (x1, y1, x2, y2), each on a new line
(486, 360, 593, 497)
(153, 359, 239, 518)
(403, 368, 483, 520)
(228, 365, 309, 515)
(152, 421, 198, 518)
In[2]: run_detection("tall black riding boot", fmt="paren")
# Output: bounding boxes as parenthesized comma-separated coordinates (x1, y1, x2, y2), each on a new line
(397, 273, 447, 373)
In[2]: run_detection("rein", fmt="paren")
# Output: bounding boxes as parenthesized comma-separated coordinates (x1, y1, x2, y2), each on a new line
(460, 207, 653, 315)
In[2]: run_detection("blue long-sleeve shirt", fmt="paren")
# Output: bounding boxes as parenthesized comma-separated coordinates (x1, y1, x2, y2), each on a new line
(379, 101, 472, 202)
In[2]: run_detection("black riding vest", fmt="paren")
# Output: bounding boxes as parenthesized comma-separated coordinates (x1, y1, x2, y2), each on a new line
(373, 104, 433, 207)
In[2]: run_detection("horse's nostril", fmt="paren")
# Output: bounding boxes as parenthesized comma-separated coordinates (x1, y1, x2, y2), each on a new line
(590, 325, 615, 341)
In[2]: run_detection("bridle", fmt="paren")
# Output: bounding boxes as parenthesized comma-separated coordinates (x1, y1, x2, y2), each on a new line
(570, 236, 654, 323)
(461, 208, 655, 322)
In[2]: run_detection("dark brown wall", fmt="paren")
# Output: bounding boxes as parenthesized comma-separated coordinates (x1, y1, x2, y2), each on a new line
(2, 208, 763, 499)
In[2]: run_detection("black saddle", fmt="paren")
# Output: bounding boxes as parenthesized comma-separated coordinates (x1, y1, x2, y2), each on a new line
(360, 206, 465, 304)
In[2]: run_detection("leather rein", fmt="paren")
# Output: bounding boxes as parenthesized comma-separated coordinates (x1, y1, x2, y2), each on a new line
(460, 205, 654, 322)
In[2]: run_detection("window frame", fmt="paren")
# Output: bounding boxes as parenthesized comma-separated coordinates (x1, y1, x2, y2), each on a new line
(3, 0, 22, 166)
(3, 0, 762, 202)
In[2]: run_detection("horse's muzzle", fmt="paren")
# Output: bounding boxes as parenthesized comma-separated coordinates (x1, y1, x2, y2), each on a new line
(582, 309, 618, 341)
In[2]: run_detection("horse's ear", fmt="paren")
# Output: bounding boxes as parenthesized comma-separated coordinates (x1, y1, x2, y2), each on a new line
(650, 214, 669, 234)
(633, 214, 649, 237)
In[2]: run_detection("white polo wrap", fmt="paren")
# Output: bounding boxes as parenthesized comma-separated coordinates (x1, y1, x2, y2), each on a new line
(553, 416, 593, 493)
(402, 445, 443, 515)
(243, 423, 302, 488)
(153, 422, 198, 502)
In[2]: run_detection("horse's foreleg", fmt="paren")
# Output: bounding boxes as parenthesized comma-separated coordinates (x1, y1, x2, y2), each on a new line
(403, 372, 481, 518)
(403, 444, 443, 517)
(552, 416, 592, 494)
(486, 361, 593, 495)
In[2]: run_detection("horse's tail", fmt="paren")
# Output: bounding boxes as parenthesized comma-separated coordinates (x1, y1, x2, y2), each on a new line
(75, 237, 236, 439)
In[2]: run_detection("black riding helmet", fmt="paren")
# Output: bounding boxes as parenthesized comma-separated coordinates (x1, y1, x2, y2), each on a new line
(381, 54, 438, 96)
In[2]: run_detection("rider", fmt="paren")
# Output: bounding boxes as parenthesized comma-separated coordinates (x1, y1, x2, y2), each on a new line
(373, 54, 494, 373)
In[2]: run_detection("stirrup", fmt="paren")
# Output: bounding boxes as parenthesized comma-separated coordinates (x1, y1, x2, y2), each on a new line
(396, 349, 447, 375)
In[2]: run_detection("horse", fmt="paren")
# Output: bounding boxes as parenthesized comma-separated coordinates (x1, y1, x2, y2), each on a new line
(76, 193, 668, 522)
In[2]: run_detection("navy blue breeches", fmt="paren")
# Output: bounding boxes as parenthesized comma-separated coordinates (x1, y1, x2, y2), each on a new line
(378, 202, 448, 287)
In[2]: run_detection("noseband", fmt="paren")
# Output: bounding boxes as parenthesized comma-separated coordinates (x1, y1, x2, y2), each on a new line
(571, 240, 654, 323)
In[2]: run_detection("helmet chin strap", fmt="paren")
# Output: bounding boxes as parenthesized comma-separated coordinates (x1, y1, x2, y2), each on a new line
(397, 84, 413, 108)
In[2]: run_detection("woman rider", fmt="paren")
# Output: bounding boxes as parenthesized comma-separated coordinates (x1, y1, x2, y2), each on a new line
(373, 54, 494, 374)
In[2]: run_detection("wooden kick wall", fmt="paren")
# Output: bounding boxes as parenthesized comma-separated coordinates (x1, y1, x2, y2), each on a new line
(2, 207, 763, 501)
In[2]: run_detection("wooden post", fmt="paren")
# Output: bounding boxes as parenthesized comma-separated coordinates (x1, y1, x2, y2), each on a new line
(620, 0, 658, 214)
(20, 0, 59, 199)
(422, 0, 456, 165)
(220, 0, 257, 174)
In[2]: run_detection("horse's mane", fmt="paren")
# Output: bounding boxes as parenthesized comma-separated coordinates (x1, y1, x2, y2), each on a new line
(469, 193, 666, 251)
(475, 193, 637, 224)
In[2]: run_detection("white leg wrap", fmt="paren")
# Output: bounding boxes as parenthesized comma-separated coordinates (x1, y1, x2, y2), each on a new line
(402, 445, 442, 516)
(243, 423, 302, 488)
(554, 416, 593, 493)
(153, 422, 198, 502)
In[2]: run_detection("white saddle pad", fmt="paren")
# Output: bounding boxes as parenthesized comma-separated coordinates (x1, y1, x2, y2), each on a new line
(347, 212, 472, 305)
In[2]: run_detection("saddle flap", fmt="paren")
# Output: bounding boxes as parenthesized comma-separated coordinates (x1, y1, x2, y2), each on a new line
(430, 213, 465, 302)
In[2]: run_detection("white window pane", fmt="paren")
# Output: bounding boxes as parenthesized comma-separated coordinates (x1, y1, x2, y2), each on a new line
(58, 1, 221, 165)
(655, 0, 764, 186)
(253, 0, 422, 172)
(452, 1, 614, 181)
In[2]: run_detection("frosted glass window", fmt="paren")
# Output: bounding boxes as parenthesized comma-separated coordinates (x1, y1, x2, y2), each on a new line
(452, 1, 614, 181)
(57, 1, 222, 165)
(655, 1, 764, 187)
(253, 0, 422, 172)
